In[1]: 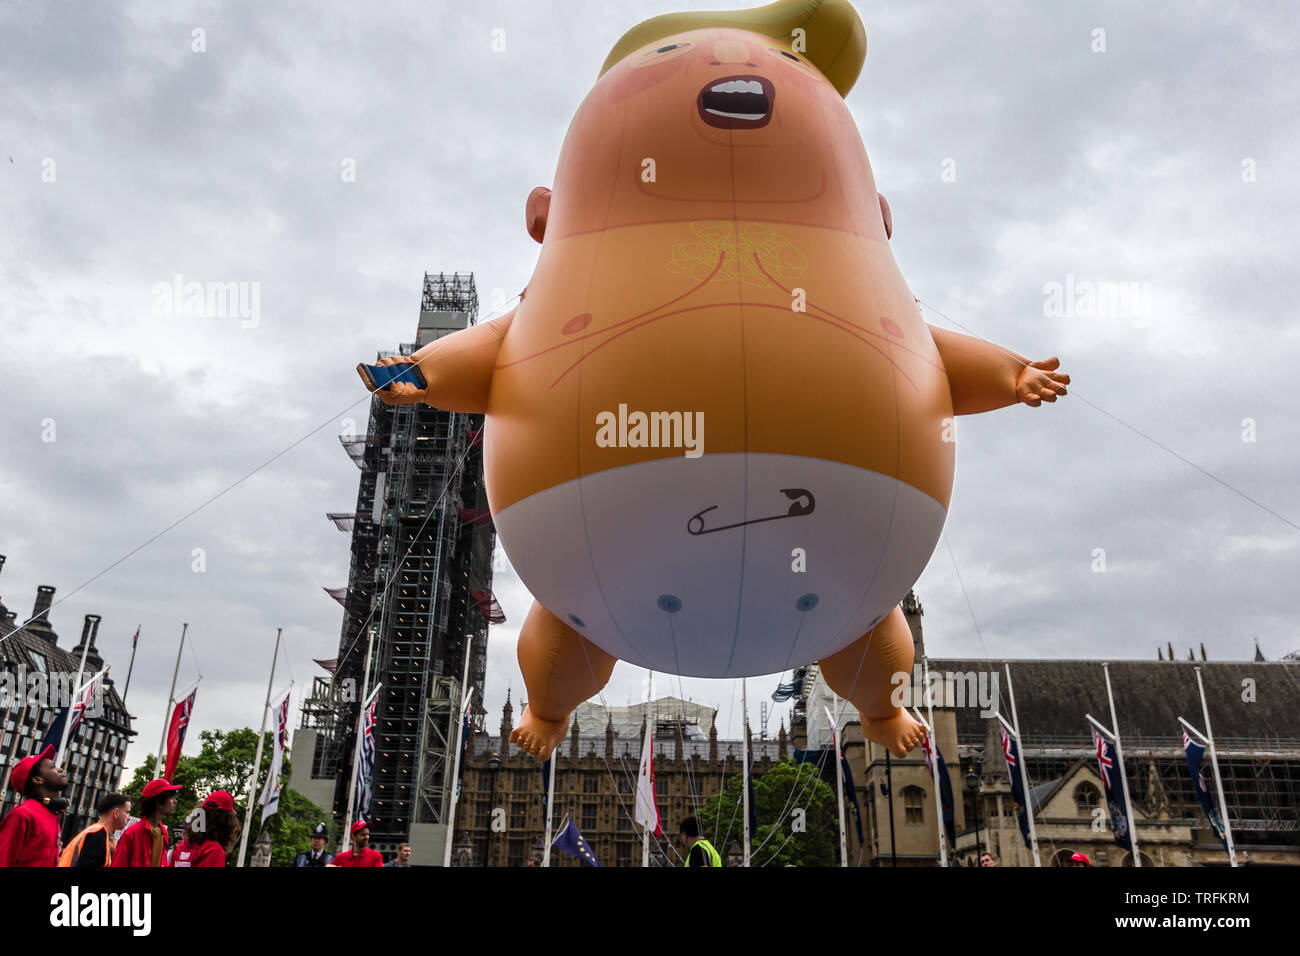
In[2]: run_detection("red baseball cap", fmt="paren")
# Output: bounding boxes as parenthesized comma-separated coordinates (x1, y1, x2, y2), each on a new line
(8, 745, 55, 794)
(1071, 851, 1092, 866)
(203, 790, 235, 813)
(350, 819, 370, 836)
(142, 778, 183, 800)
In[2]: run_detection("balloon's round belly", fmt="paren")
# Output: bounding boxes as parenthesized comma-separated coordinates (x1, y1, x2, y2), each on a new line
(492, 451, 947, 677)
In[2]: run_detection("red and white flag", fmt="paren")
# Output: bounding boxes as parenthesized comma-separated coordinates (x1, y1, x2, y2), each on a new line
(634, 720, 663, 838)
(164, 688, 197, 781)
(260, 691, 291, 823)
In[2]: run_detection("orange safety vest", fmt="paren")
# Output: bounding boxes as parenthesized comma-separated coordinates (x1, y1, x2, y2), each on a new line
(59, 822, 113, 867)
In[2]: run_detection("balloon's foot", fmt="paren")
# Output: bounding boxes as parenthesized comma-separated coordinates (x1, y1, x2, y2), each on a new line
(509, 706, 570, 761)
(863, 708, 927, 758)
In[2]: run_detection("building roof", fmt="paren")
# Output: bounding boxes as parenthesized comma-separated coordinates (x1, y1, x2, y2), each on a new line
(933, 659, 1300, 751)
(0, 589, 133, 737)
(573, 696, 718, 740)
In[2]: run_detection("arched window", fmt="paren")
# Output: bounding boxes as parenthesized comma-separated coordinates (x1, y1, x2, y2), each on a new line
(1075, 782, 1100, 815)
(902, 786, 926, 825)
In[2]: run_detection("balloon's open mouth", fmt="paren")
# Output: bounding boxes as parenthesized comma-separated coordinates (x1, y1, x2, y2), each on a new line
(697, 75, 775, 129)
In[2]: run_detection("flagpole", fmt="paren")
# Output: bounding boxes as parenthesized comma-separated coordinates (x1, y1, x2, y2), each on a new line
(56, 629, 94, 767)
(1103, 663, 1141, 867)
(1195, 666, 1238, 867)
(642, 670, 653, 868)
(542, 750, 557, 868)
(120, 626, 140, 707)
(921, 658, 948, 867)
(742, 678, 751, 868)
(442, 634, 473, 867)
(341, 623, 376, 854)
(826, 700, 847, 867)
(1004, 664, 1041, 867)
(236, 626, 282, 868)
(156, 623, 188, 775)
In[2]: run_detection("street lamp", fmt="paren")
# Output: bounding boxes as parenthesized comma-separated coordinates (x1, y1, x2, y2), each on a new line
(965, 768, 982, 865)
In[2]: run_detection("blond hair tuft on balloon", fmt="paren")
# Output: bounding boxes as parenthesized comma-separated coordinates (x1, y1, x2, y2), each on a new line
(598, 0, 867, 97)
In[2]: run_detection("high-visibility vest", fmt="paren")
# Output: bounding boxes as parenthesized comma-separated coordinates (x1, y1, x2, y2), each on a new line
(59, 822, 112, 867)
(686, 838, 722, 867)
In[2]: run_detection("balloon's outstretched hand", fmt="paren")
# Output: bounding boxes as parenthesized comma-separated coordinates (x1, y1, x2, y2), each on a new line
(373, 356, 428, 407)
(1015, 357, 1070, 407)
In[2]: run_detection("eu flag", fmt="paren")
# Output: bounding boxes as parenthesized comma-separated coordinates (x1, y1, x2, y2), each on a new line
(553, 819, 602, 867)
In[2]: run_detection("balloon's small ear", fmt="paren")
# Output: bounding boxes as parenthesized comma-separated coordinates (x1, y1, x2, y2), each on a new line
(526, 187, 551, 244)
(878, 192, 892, 240)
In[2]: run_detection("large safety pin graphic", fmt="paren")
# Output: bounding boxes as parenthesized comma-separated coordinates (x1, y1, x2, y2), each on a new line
(686, 488, 815, 536)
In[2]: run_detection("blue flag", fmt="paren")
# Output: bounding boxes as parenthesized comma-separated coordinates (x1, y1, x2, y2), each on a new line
(839, 739, 865, 845)
(999, 725, 1031, 848)
(1183, 732, 1228, 851)
(540, 757, 551, 816)
(1091, 728, 1132, 851)
(455, 702, 472, 801)
(921, 734, 957, 849)
(553, 819, 601, 867)
(39, 707, 69, 755)
(771, 677, 803, 702)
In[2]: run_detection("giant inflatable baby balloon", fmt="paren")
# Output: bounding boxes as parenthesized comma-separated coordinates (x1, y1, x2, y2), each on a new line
(361, 0, 1068, 759)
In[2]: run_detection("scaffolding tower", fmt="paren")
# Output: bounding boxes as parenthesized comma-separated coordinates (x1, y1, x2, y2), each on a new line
(295, 271, 499, 862)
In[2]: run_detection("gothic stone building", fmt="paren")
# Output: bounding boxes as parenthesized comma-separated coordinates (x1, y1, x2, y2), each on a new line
(450, 694, 787, 867)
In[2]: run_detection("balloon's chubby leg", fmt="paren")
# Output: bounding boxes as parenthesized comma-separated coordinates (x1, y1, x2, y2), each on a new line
(817, 606, 927, 758)
(510, 601, 617, 761)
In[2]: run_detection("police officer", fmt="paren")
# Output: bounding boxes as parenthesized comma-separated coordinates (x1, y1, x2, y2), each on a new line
(294, 823, 335, 867)
(679, 816, 721, 867)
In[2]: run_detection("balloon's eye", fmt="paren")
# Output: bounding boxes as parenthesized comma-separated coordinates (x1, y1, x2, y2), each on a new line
(771, 48, 801, 62)
(633, 40, 692, 68)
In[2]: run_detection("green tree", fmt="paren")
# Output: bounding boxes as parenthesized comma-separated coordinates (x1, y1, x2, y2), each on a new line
(697, 759, 839, 867)
(121, 728, 327, 867)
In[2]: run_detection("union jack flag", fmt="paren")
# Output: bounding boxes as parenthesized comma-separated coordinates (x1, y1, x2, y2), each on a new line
(355, 685, 381, 820)
(69, 670, 105, 741)
(1092, 727, 1114, 789)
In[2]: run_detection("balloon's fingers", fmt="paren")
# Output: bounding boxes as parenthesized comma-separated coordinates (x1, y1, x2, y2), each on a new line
(1034, 356, 1061, 370)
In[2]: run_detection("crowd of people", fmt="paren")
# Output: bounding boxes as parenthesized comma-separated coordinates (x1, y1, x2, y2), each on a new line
(0, 745, 413, 868)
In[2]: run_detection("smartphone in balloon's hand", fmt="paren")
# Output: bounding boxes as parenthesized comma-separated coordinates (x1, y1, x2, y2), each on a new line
(356, 362, 427, 392)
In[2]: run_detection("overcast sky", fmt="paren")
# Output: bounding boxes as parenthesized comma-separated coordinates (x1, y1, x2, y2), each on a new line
(2, 0, 1296, 776)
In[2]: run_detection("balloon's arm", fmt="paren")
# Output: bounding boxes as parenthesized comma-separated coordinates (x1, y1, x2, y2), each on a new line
(362, 310, 515, 413)
(928, 325, 1068, 413)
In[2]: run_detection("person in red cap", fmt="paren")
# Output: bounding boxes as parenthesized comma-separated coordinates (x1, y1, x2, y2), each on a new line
(330, 820, 383, 867)
(0, 745, 68, 866)
(1068, 851, 1093, 867)
(168, 790, 240, 867)
(112, 777, 182, 867)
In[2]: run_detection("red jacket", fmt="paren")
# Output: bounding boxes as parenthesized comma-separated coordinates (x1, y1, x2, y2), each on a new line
(332, 846, 383, 867)
(111, 817, 170, 867)
(0, 799, 61, 867)
(167, 838, 226, 867)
